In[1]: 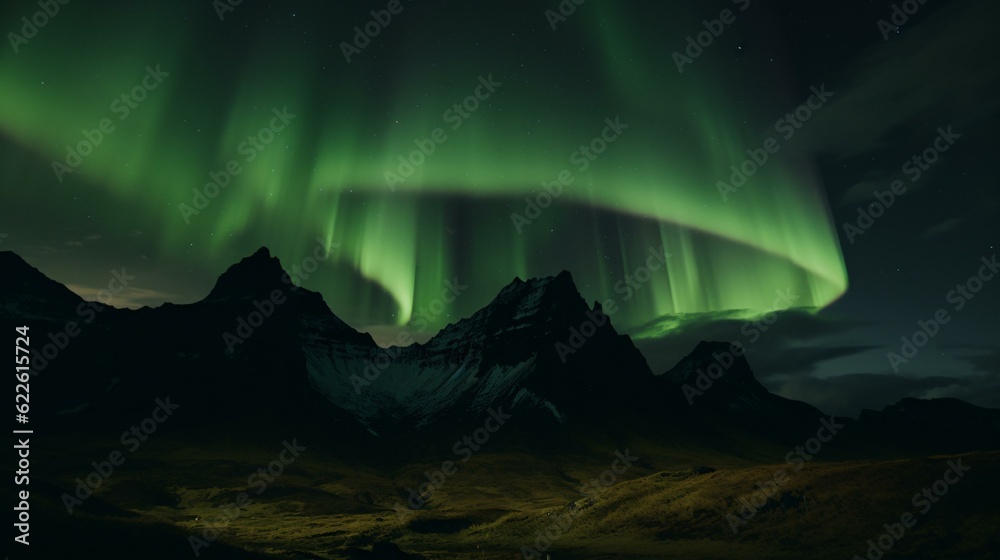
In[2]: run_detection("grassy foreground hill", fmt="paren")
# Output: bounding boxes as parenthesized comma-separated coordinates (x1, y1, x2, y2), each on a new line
(25, 433, 999, 559)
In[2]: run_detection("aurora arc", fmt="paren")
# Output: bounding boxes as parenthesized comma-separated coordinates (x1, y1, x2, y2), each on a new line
(0, 2, 847, 340)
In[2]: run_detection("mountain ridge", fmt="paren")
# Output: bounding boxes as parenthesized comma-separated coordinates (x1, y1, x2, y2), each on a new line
(2, 247, 997, 458)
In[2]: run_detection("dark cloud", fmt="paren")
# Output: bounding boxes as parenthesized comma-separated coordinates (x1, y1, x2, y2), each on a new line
(631, 309, 869, 374)
(839, 179, 885, 207)
(921, 218, 965, 239)
(958, 347, 1000, 375)
(755, 346, 879, 378)
(796, 0, 999, 160)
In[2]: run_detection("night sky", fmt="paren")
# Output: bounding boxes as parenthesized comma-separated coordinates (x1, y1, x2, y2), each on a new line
(1, 0, 997, 416)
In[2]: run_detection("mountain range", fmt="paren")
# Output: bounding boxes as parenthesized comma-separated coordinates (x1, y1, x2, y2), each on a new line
(4, 247, 997, 459)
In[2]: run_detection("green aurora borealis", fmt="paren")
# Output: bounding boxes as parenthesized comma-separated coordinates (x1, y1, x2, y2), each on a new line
(0, 1, 847, 340)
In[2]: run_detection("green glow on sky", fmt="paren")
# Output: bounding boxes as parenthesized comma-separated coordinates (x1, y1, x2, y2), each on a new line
(0, 3, 847, 339)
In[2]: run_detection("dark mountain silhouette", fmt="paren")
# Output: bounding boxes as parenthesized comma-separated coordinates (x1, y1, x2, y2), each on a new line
(658, 341, 843, 442)
(2, 247, 997, 459)
(842, 397, 1000, 455)
(1, 250, 93, 322)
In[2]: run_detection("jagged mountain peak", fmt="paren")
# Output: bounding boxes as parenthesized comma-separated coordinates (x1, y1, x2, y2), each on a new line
(664, 340, 758, 387)
(201, 247, 372, 343)
(496, 269, 576, 298)
(205, 246, 289, 301)
(432, 269, 590, 342)
(663, 339, 825, 418)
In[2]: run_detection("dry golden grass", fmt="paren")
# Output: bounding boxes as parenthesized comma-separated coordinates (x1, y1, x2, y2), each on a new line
(32, 435, 1000, 559)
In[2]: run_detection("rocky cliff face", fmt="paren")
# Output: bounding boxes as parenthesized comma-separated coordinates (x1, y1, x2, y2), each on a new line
(303, 269, 656, 433)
